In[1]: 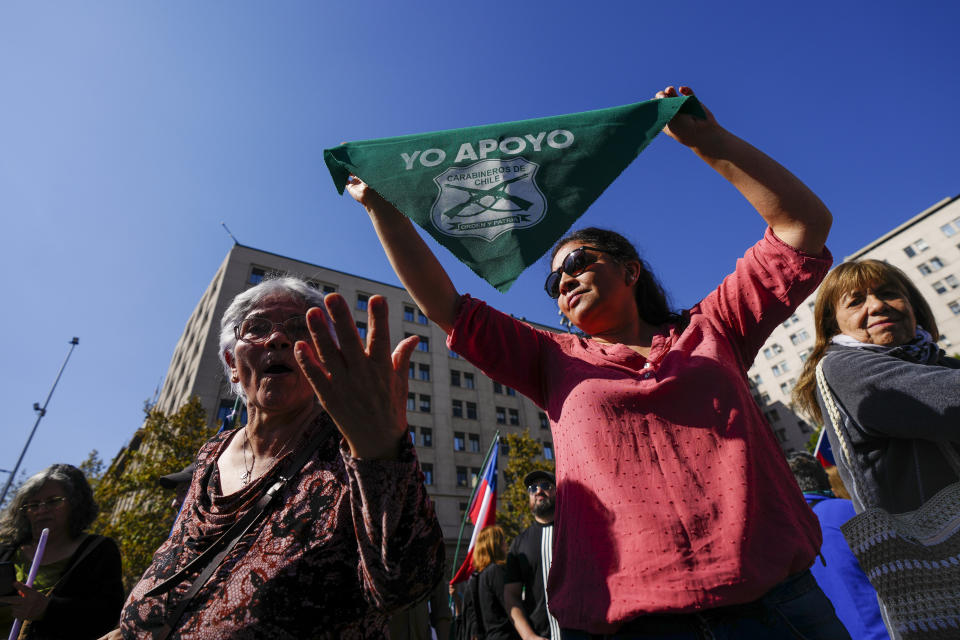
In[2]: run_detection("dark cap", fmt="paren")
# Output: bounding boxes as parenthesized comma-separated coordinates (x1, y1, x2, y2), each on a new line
(158, 463, 196, 489)
(523, 470, 555, 486)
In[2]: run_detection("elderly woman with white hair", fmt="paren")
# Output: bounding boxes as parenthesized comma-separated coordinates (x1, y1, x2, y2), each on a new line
(109, 276, 444, 639)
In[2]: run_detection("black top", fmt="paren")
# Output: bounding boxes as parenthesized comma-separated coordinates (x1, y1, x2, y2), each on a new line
(1, 535, 124, 640)
(818, 345, 960, 513)
(504, 522, 550, 637)
(477, 564, 519, 640)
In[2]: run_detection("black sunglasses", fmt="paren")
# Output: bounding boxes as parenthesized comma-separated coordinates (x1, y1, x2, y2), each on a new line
(545, 246, 607, 299)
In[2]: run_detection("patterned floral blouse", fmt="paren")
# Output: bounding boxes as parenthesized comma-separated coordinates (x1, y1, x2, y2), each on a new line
(120, 413, 444, 639)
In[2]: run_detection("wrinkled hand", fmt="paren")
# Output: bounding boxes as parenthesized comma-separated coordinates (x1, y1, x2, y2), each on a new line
(657, 85, 719, 148)
(295, 293, 418, 460)
(0, 581, 50, 620)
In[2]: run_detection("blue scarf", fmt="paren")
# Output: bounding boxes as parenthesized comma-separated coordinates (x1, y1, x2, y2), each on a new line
(831, 326, 943, 365)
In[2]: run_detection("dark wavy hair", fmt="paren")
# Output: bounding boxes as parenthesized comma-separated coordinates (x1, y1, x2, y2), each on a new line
(0, 464, 99, 546)
(550, 227, 681, 327)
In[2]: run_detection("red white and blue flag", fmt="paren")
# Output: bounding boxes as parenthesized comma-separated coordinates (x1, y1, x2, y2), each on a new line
(814, 427, 835, 469)
(450, 437, 499, 584)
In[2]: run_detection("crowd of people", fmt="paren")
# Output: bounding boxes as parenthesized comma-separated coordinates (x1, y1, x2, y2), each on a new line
(0, 85, 956, 639)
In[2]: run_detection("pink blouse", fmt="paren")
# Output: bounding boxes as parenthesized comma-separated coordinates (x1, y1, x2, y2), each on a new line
(448, 228, 832, 633)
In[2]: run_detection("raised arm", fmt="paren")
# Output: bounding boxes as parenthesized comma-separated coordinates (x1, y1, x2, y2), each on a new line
(346, 177, 460, 333)
(658, 86, 832, 254)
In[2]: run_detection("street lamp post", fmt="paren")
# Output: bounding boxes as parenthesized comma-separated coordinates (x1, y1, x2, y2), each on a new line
(0, 337, 79, 506)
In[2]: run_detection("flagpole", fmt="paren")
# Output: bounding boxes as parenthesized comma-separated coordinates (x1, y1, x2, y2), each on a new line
(449, 430, 500, 586)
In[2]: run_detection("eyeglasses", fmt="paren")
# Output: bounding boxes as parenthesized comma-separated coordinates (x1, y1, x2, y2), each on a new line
(545, 246, 607, 299)
(20, 496, 67, 513)
(527, 481, 554, 494)
(234, 316, 310, 344)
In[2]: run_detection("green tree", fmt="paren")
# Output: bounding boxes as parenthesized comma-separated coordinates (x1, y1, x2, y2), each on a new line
(498, 431, 554, 541)
(90, 397, 215, 589)
(805, 425, 825, 454)
(78, 449, 105, 491)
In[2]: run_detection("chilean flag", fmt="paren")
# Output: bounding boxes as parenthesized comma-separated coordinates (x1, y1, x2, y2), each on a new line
(450, 438, 499, 584)
(814, 427, 835, 469)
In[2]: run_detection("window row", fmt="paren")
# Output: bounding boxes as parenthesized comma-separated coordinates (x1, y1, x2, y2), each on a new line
(453, 432, 482, 452)
(450, 370, 476, 388)
(932, 274, 960, 294)
(408, 426, 433, 447)
(404, 333, 430, 352)
(492, 381, 517, 396)
(940, 217, 960, 238)
(781, 313, 800, 328)
(451, 400, 478, 419)
(771, 360, 790, 377)
(902, 238, 930, 258)
(407, 393, 431, 412)
(409, 362, 431, 381)
(789, 329, 809, 346)
(496, 407, 521, 425)
(917, 256, 945, 275)
(403, 305, 429, 325)
(762, 343, 784, 359)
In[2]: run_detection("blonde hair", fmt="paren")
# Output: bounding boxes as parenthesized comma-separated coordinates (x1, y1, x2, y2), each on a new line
(473, 525, 506, 573)
(793, 259, 938, 423)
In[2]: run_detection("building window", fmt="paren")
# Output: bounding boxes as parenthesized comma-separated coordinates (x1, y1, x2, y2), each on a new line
(496, 407, 506, 424)
(466, 401, 478, 420)
(450, 370, 461, 387)
(760, 392, 771, 403)
(493, 382, 503, 394)
(418, 364, 430, 381)
(471, 467, 481, 487)
(780, 381, 791, 395)
(941, 222, 957, 237)
(918, 263, 932, 275)
(409, 362, 416, 379)
(452, 399, 463, 418)
(763, 343, 784, 359)
(421, 428, 432, 447)
(933, 280, 948, 294)
(322, 284, 336, 294)
(422, 463, 433, 485)
(782, 313, 800, 328)
(469, 433, 480, 453)
(914, 239, 930, 252)
(249, 267, 266, 285)
(418, 310, 429, 325)
(771, 361, 789, 376)
(950, 301, 960, 315)
(930, 256, 945, 271)
(454, 432, 465, 451)
(506, 386, 516, 396)
(751, 374, 763, 385)
(407, 393, 415, 411)
(903, 245, 916, 258)
(356, 321, 367, 340)
(799, 347, 813, 362)
(409, 427, 416, 445)
(459, 502, 468, 515)
(509, 409, 520, 426)
(417, 335, 430, 352)
(404, 305, 415, 322)
(789, 329, 809, 345)
(419, 394, 431, 412)
(448, 349, 460, 359)
(539, 412, 549, 429)
(357, 294, 369, 311)
(464, 373, 475, 389)
(456, 467, 468, 487)
(543, 442, 554, 460)
(945, 274, 960, 289)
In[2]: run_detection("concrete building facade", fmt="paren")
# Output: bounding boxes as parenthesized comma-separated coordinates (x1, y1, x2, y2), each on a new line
(151, 243, 560, 551)
(749, 194, 960, 439)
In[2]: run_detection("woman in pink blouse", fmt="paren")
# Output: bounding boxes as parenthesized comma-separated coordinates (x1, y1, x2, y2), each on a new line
(350, 87, 846, 639)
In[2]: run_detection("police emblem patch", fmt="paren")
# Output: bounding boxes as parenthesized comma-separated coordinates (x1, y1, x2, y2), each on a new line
(430, 157, 547, 242)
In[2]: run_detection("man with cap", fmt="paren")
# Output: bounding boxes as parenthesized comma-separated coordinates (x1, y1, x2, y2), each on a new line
(158, 463, 195, 513)
(504, 469, 560, 640)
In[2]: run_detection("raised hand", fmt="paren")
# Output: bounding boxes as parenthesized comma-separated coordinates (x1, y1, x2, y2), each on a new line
(657, 85, 718, 148)
(295, 293, 419, 460)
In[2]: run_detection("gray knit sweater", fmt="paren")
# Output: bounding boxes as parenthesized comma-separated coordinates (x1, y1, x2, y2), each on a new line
(817, 344, 960, 513)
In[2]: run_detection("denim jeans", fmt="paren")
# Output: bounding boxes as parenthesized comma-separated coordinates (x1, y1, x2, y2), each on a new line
(560, 571, 851, 640)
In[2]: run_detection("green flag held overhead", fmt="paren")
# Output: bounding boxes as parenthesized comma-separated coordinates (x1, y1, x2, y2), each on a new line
(324, 96, 704, 292)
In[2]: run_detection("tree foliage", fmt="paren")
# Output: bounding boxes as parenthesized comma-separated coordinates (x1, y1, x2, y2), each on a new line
(498, 431, 554, 541)
(89, 397, 215, 589)
(805, 425, 823, 454)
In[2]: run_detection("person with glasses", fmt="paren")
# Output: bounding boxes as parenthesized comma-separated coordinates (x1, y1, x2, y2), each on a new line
(504, 470, 559, 640)
(348, 85, 847, 638)
(109, 276, 444, 639)
(0, 464, 124, 640)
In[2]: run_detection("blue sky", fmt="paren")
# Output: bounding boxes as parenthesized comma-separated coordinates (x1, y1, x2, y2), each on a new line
(1, 1, 957, 483)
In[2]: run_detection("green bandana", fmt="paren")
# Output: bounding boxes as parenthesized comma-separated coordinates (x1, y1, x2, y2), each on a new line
(324, 96, 704, 292)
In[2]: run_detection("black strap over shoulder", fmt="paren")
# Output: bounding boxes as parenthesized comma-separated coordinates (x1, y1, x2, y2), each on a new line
(146, 427, 329, 640)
